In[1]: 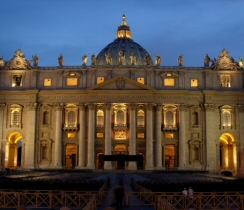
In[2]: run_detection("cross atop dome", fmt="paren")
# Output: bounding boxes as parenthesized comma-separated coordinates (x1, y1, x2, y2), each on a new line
(116, 14, 132, 39)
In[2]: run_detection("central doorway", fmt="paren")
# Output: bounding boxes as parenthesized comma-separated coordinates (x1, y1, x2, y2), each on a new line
(65, 143, 77, 168)
(115, 144, 126, 169)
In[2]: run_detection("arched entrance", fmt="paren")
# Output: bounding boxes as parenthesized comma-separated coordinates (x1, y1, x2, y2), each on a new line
(219, 133, 237, 174)
(65, 143, 77, 168)
(6, 132, 23, 168)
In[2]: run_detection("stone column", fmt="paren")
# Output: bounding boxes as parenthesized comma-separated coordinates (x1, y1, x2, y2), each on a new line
(204, 103, 217, 172)
(145, 103, 154, 170)
(0, 104, 5, 171)
(237, 105, 244, 175)
(87, 104, 95, 169)
(178, 104, 188, 169)
(128, 103, 137, 170)
(53, 103, 63, 168)
(155, 104, 162, 169)
(24, 102, 37, 169)
(104, 103, 112, 170)
(77, 104, 86, 168)
(162, 145, 165, 168)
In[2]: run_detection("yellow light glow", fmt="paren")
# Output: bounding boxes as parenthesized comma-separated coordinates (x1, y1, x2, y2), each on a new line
(137, 78, 144, 84)
(137, 133, 145, 138)
(166, 133, 174, 138)
(68, 132, 76, 138)
(191, 79, 198, 87)
(97, 77, 104, 84)
(97, 133, 104, 138)
(44, 78, 52, 86)
(164, 78, 175, 86)
(67, 78, 78, 86)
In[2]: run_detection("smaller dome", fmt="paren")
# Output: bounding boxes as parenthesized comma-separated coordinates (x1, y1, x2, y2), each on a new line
(96, 15, 153, 66)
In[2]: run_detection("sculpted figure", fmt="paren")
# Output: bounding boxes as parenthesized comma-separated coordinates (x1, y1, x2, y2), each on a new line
(155, 54, 162, 66)
(91, 53, 96, 65)
(0, 56, 5, 67)
(82, 53, 88, 65)
(204, 54, 211, 67)
(178, 54, 184, 66)
(32, 54, 39, 66)
(106, 53, 112, 65)
(239, 57, 243, 68)
(15, 49, 24, 57)
(130, 53, 136, 65)
(118, 50, 125, 65)
(144, 53, 151, 65)
(58, 54, 64, 66)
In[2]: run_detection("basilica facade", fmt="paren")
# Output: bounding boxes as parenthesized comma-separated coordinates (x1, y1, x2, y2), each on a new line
(0, 15, 244, 176)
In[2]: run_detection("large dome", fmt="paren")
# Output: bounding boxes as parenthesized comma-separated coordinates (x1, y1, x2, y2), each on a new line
(96, 15, 153, 66)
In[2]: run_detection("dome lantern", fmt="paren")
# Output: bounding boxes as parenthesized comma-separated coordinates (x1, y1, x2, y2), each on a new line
(116, 14, 132, 39)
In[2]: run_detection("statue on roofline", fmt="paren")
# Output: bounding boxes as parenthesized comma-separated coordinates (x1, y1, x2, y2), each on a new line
(82, 53, 88, 65)
(106, 53, 112, 65)
(58, 54, 64, 66)
(204, 54, 211, 67)
(130, 53, 136, 65)
(144, 53, 151, 65)
(155, 54, 162, 66)
(91, 53, 96, 65)
(118, 50, 125, 65)
(32, 54, 39, 67)
(178, 54, 184, 66)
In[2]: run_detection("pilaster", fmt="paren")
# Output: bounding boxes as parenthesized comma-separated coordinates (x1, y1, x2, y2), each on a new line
(87, 103, 95, 169)
(178, 104, 188, 169)
(0, 104, 5, 171)
(145, 103, 154, 170)
(204, 103, 217, 172)
(104, 103, 112, 170)
(24, 102, 37, 169)
(155, 104, 163, 169)
(128, 103, 137, 170)
(237, 105, 244, 175)
(53, 103, 64, 168)
(77, 104, 86, 169)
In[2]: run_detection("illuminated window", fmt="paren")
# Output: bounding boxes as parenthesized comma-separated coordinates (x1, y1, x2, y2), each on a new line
(137, 133, 145, 138)
(12, 75, 22, 87)
(44, 78, 52, 86)
(164, 78, 175, 86)
(220, 75, 230, 87)
(117, 110, 125, 125)
(97, 110, 104, 127)
(137, 110, 145, 127)
(167, 73, 172, 77)
(222, 110, 231, 127)
(68, 111, 76, 125)
(166, 111, 174, 127)
(137, 78, 144, 84)
(67, 78, 78, 86)
(97, 133, 104, 138)
(191, 79, 198, 87)
(97, 77, 104, 84)
(68, 132, 76, 138)
(166, 133, 174, 139)
(11, 110, 20, 126)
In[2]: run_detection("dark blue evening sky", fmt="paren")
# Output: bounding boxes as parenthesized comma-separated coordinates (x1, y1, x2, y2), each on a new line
(0, 0, 243, 66)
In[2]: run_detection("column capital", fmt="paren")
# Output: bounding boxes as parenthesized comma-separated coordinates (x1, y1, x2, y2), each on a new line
(0, 103, 6, 110)
(105, 103, 112, 110)
(78, 103, 86, 110)
(25, 102, 38, 110)
(52, 102, 64, 110)
(129, 103, 137, 110)
(237, 104, 244, 113)
(87, 103, 95, 110)
(156, 104, 162, 111)
(178, 103, 188, 111)
(204, 103, 216, 111)
(146, 103, 154, 110)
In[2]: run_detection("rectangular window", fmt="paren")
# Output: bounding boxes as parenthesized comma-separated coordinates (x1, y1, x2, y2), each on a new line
(44, 78, 52, 86)
(137, 78, 144, 84)
(137, 133, 145, 138)
(97, 133, 104, 138)
(67, 132, 76, 138)
(220, 75, 230, 87)
(67, 78, 78, 86)
(97, 77, 104, 84)
(166, 133, 174, 139)
(191, 79, 198, 87)
(164, 78, 175, 86)
(12, 75, 22, 87)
